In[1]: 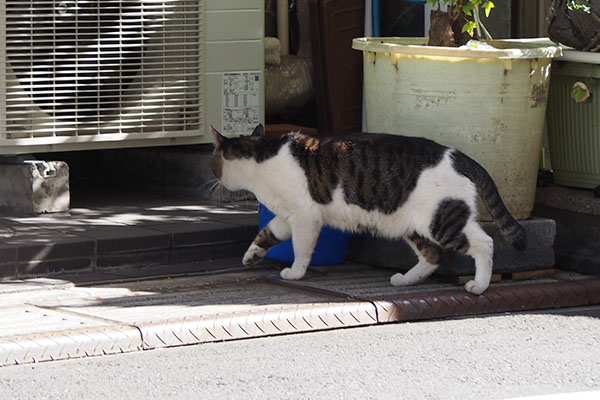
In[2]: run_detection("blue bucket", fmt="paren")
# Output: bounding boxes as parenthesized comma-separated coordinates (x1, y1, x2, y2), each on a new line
(257, 203, 350, 265)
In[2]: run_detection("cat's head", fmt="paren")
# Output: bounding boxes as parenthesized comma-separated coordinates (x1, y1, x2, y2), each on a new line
(210, 124, 265, 191)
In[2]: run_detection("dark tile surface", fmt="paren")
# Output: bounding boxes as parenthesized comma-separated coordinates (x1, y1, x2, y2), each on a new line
(154, 222, 248, 247)
(98, 257, 259, 280)
(16, 237, 96, 262)
(17, 257, 94, 277)
(0, 214, 122, 234)
(171, 242, 251, 265)
(0, 245, 17, 264)
(96, 250, 171, 269)
(78, 226, 172, 254)
(2, 224, 75, 245)
(219, 219, 260, 242)
(213, 213, 259, 226)
(32, 270, 128, 285)
(0, 197, 260, 278)
(0, 263, 16, 279)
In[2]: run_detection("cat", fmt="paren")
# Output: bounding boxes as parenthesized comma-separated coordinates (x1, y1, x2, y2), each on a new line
(210, 124, 527, 295)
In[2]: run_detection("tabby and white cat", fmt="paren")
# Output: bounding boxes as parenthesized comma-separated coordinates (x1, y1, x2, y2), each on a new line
(210, 125, 526, 295)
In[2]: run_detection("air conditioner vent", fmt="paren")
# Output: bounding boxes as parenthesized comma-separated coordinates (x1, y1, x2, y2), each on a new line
(4, 0, 203, 138)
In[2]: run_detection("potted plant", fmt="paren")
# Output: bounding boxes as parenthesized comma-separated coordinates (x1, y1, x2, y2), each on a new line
(426, 0, 495, 46)
(545, 1, 600, 190)
(352, 0, 562, 220)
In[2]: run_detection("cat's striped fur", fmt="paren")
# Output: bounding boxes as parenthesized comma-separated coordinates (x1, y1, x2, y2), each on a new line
(210, 125, 526, 295)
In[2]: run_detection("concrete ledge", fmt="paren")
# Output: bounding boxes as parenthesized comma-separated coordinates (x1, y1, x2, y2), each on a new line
(0, 161, 69, 214)
(534, 185, 600, 276)
(0, 203, 258, 280)
(536, 185, 600, 217)
(534, 204, 600, 276)
(348, 217, 556, 276)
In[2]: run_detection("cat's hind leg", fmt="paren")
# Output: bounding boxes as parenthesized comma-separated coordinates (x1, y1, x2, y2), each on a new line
(429, 198, 493, 295)
(243, 215, 291, 266)
(391, 233, 442, 286)
(280, 217, 321, 281)
(460, 220, 494, 295)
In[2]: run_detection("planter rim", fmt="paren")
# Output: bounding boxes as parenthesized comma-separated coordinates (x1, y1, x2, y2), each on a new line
(352, 37, 563, 60)
(561, 49, 600, 64)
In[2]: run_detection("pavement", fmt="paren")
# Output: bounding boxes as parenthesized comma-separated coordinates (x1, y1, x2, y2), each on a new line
(1, 258, 600, 367)
(0, 188, 600, 367)
(0, 188, 259, 279)
(2, 307, 600, 399)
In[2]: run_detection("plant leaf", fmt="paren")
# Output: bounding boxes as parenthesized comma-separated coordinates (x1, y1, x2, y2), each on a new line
(462, 21, 477, 36)
(483, 1, 495, 18)
(463, 3, 475, 16)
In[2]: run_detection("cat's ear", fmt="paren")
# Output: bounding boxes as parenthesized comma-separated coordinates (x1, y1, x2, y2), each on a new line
(251, 124, 265, 137)
(210, 125, 226, 148)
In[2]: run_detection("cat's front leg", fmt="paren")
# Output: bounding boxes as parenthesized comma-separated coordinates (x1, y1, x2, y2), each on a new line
(280, 218, 321, 281)
(243, 215, 291, 266)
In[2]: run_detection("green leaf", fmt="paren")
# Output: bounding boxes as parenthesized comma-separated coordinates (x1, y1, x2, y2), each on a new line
(572, 86, 588, 102)
(463, 3, 475, 16)
(462, 21, 477, 36)
(483, 1, 495, 18)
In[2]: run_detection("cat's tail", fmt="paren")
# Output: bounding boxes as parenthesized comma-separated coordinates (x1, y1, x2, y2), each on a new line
(451, 150, 527, 251)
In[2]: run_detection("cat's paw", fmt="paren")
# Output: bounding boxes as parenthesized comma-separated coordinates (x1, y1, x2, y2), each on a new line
(280, 267, 306, 280)
(465, 280, 488, 295)
(242, 244, 266, 266)
(390, 273, 410, 286)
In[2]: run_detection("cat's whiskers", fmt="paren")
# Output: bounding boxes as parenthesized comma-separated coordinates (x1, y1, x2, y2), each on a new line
(199, 178, 218, 192)
(209, 180, 221, 193)
(210, 180, 225, 206)
(198, 178, 225, 205)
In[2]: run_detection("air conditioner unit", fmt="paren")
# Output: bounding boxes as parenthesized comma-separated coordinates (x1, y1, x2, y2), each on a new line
(0, 0, 264, 154)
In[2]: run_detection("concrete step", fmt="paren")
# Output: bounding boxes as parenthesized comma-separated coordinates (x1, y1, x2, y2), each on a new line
(535, 185, 600, 276)
(0, 199, 258, 279)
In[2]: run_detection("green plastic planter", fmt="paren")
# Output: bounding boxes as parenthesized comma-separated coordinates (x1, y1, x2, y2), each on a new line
(546, 53, 600, 189)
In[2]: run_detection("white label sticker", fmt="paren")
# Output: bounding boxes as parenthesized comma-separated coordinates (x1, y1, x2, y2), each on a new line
(222, 72, 260, 136)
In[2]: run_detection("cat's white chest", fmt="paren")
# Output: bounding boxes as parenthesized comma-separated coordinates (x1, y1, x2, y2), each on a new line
(252, 145, 313, 216)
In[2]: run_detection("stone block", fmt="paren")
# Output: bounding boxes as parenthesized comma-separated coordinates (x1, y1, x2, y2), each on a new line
(348, 217, 556, 276)
(534, 204, 600, 276)
(0, 161, 69, 214)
